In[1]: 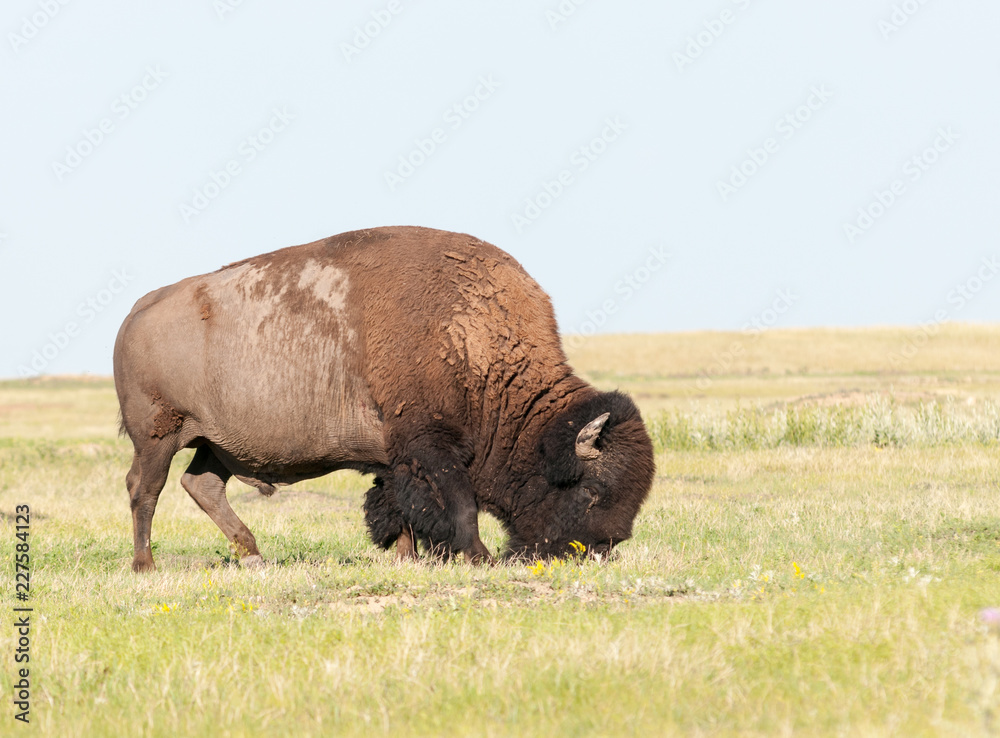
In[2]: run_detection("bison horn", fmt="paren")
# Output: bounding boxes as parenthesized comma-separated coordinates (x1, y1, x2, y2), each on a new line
(575, 412, 610, 460)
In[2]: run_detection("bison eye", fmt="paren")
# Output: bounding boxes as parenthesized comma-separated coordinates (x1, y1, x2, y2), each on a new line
(583, 487, 599, 513)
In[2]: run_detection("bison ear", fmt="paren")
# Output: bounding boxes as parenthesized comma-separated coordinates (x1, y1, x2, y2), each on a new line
(575, 412, 610, 460)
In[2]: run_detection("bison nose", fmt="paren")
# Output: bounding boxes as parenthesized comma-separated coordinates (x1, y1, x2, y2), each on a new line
(588, 542, 612, 560)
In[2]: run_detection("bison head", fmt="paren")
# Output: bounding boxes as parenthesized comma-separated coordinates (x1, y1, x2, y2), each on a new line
(504, 391, 655, 560)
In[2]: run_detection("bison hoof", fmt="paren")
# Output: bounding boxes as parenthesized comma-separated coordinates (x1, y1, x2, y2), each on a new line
(239, 554, 265, 568)
(465, 537, 495, 566)
(132, 555, 156, 573)
(395, 546, 418, 562)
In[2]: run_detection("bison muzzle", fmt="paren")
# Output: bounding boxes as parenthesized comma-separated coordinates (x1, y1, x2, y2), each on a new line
(114, 226, 655, 571)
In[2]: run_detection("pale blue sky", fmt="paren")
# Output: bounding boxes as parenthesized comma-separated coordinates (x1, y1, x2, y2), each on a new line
(2, 1, 998, 378)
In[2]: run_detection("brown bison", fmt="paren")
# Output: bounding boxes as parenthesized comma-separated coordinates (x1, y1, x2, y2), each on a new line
(114, 226, 654, 571)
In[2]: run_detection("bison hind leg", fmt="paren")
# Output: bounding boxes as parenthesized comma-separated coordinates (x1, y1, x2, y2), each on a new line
(363, 476, 405, 550)
(127, 439, 178, 572)
(180, 446, 262, 565)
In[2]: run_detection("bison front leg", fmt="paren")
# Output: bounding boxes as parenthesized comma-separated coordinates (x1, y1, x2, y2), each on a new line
(395, 525, 418, 561)
(392, 450, 494, 565)
(180, 446, 263, 567)
(363, 475, 417, 560)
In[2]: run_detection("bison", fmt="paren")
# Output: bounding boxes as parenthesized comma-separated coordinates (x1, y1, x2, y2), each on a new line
(114, 226, 654, 571)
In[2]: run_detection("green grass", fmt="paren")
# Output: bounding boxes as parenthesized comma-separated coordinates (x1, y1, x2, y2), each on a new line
(648, 397, 1000, 451)
(3, 325, 1000, 736)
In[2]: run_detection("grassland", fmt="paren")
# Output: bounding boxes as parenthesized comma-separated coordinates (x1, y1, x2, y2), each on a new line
(2, 324, 1000, 736)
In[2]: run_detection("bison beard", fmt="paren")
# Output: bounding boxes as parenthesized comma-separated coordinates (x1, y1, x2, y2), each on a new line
(114, 226, 655, 571)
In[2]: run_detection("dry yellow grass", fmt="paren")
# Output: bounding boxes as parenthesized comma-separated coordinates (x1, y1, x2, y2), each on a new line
(567, 323, 1000, 376)
(565, 323, 1000, 413)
